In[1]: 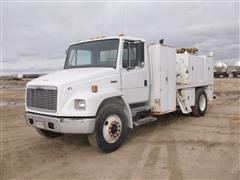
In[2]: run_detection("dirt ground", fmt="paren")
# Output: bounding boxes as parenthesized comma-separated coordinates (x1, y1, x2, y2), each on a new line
(0, 78, 239, 179)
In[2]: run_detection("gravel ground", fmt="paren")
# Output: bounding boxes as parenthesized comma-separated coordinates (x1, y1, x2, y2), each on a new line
(0, 78, 239, 179)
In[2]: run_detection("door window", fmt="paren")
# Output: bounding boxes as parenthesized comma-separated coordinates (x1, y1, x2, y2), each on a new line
(122, 41, 144, 69)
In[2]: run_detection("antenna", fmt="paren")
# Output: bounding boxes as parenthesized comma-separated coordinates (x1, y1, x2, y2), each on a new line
(121, 1, 126, 34)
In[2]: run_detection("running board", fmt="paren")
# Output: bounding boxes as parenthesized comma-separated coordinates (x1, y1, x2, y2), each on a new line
(133, 116, 157, 127)
(131, 106, 150, 117)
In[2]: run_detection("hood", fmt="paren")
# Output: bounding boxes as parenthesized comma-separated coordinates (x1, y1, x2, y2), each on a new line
(28, 68, 118, 87)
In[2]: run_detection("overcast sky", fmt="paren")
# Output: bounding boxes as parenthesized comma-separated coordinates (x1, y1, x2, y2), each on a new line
(1, 1, 239, 75)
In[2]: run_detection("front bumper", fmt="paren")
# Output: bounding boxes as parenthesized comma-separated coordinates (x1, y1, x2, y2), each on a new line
(26, 112, 95, 134)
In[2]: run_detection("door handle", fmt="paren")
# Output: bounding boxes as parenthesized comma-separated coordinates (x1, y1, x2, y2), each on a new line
(144, 80, 147, 87)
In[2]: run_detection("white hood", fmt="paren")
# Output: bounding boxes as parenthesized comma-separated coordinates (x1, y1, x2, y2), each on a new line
(28, 68, 118, 87)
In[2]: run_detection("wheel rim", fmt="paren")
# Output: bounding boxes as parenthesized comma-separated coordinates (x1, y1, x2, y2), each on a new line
(103, 114, 122, 144)
(199, 94, 206, 111)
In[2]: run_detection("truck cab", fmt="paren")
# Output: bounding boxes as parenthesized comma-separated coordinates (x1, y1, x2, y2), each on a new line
(25, 36, 213, 152)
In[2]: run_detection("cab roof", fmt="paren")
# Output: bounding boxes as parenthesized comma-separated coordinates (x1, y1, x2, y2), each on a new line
(70, 35, 146, 46)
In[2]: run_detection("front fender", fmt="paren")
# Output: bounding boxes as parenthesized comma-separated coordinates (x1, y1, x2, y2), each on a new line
(60, 87, 133, 128)
(60, 88, 122, 117)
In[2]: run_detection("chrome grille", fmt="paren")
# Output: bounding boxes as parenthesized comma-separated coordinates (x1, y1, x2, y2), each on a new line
(27, 86, 57, 112)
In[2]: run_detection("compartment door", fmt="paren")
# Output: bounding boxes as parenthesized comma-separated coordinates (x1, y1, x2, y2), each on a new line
(159, 46, 176, 112)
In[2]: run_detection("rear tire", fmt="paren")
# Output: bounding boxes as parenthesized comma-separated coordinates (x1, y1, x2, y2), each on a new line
(36, 128, 63, 138)
(192, 88, 208, 117)
(88, 100, 128, 153)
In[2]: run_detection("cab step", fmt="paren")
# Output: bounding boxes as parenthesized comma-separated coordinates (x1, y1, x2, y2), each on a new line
(131, 106, 150, 117)
(176, 90, 192, 114)
(133, 116, 157, 127)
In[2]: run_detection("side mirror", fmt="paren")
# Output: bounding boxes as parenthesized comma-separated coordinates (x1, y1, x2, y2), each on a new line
(65, 49, 68, 55)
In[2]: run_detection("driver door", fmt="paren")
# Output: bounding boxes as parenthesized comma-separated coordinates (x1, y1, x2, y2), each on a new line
(120, 41, 149, 104)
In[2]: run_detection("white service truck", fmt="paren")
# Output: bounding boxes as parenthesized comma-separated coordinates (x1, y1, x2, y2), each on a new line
(25, 36, 214, 152)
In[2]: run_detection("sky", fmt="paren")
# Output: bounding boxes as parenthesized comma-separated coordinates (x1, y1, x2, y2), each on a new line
(1, 1, 239, 75)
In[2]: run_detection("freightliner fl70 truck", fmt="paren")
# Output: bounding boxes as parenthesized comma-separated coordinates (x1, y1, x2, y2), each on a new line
(25, 35, 214, 152)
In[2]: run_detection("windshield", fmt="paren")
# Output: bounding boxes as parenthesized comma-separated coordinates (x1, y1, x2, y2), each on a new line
(65, 39, 119, 69)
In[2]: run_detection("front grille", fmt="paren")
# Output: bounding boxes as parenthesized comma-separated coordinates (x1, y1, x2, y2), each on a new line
(27, 86, 57, 112)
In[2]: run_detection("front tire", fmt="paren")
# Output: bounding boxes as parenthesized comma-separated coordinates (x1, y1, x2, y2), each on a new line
(35, 128, 63, 138)
(192, 88, 208, 117)
(88, 101, 128, 153)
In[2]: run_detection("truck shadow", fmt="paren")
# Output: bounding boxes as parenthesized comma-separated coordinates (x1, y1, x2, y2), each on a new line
(57, 134, 89, 146)
(54, 110, 188, 179)
(56, 110, 190, 148)
(126, 110, 186, 180)
(56, 110, 191, 147)
(127, 110, 191, 142)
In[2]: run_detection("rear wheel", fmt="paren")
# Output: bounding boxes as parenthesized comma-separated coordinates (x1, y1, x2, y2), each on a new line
(88, 100, 128, 153)
(35, 128, 63, 138)
(192, 88, 208, 117)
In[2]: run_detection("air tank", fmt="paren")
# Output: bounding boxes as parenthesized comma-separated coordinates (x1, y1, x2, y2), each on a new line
(234, 60, 240, 71)
(214, 61, 227, 72)
(230, 60, 240, 77)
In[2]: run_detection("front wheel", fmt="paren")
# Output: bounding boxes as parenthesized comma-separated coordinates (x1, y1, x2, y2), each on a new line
(88, 101, 128, 153)
(192, 88, 208, 117)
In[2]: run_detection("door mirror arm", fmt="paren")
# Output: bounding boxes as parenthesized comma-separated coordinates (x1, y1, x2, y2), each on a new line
(140, 61, 145, 68)
(126, 66, 135, 71)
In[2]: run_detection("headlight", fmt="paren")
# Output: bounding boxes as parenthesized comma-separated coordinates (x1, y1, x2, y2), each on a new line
(74, 99, 86, 110)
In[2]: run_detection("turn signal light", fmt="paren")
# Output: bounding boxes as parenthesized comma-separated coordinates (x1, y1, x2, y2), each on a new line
(91, 85, 98, 93)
